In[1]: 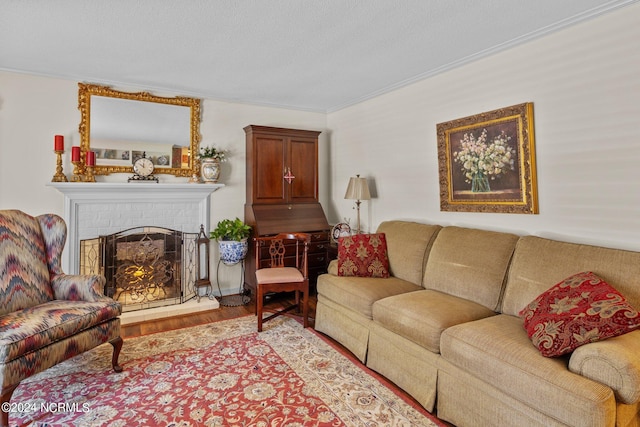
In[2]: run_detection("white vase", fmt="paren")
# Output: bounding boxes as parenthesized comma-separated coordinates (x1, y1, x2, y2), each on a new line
(201, 158, 220, 183)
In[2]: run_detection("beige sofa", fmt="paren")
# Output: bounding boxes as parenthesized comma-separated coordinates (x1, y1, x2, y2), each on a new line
(315, 220, 640, 427)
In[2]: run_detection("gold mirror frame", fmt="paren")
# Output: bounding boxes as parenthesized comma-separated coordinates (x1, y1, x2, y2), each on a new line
(78, 83, 201, 177)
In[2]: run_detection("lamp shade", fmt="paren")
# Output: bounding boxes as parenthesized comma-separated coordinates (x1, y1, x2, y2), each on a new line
(344, 175, 371, 200)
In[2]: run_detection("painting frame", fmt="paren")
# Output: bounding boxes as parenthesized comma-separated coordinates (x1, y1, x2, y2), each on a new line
(437, 102, 538, 214)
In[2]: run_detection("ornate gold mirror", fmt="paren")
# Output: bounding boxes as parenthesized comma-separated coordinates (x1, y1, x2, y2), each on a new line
(78, 83, 201, 177)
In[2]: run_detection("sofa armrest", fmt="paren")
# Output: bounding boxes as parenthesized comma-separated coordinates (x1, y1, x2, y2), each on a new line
(568, 330, 640, 404)
(327, 259, 338, 276)
(51, 274, 108, 302)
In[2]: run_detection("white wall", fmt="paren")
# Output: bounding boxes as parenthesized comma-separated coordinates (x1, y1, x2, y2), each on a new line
(327, 2, 640, 251)
(2, 1, 640, 295)
(0, 72, 327, 294)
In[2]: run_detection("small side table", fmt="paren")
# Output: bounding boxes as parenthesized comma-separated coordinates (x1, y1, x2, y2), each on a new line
(215, 259, 251, 307)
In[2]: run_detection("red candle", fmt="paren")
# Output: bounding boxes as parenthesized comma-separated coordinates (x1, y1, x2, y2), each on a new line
(71, 146, 81, 162)
(54, 135, 64, 151)
(86, 151, 96, 166)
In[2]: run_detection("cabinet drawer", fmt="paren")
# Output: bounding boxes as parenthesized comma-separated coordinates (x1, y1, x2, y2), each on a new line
(308, 252, 327, 267)
(309, 241, 329, 254)
(310, 231, 329, 242)
(309, 231, 329, 255)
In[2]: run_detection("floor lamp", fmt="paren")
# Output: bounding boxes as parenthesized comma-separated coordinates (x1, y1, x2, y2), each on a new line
(344, 174, 371, 234)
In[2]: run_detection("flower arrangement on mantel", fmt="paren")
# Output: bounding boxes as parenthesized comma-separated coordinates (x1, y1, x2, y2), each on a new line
(452, 129, 515, 193)
(199, 145, 228, 162)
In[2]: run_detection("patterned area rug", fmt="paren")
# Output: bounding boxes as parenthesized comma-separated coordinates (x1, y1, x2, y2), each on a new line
(10, 316, 444, 426)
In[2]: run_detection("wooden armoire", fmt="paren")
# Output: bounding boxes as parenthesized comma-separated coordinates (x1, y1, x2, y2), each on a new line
(244, 125, 330, 293)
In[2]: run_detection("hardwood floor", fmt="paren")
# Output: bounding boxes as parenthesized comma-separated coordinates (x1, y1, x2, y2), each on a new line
(121, 292, 317, 338)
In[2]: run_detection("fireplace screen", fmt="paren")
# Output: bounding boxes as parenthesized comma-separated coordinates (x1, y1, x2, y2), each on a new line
(80, 227, 199, 312)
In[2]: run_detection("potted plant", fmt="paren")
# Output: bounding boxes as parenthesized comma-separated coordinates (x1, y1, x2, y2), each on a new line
(199, 145, 228, 183)
(210, 218, 251, 265)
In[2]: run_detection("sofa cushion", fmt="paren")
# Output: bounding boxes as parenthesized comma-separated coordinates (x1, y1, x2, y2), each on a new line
(316, 273, 421, 319)
(519, 271, 640, 357)
(502, 236, 640, 317)
(0, 210, 54, 316)
(376, 221, 441, 286)
(372, 289, 496, 353)
(440, 314, 616, 425)
(0, 299, 122, 363)
(423, 226, 519, 311)
(337, 233, 389, 278)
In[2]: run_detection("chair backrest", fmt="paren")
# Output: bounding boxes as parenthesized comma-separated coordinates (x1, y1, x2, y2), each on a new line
(0, 210, 57, 316)
(37, 213, 68, 280)
(255, 232, 311, 277)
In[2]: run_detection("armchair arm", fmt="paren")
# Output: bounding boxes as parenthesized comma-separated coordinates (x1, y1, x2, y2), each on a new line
(568, 330, 640, 405)
(51, 273, 108, 302)
(37, 214, 114, 304)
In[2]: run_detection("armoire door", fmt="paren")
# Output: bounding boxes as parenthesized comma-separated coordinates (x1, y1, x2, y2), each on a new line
(253, 134, 287, 204)
(289, 135, 319, 203)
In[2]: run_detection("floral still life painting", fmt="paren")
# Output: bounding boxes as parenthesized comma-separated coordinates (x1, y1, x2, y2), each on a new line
(452, 128, 515, 193)
(437, 102, 538, 214)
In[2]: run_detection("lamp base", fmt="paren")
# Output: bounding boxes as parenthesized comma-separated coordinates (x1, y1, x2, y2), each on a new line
(354, 200, 362, 234)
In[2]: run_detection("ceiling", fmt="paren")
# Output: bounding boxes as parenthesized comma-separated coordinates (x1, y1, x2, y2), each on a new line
(1, 0, 636, 112)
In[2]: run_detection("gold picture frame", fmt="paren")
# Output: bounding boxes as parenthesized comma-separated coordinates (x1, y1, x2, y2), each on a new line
(78, 83, 201, 177)
(437, 102, 538, 214)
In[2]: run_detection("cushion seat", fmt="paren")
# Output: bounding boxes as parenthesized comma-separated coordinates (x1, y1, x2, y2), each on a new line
(0, 299, 122, 363)
(373, 290, 496, 353)
(440, 314, 616, 425)
(255, 267, 303, 284)
(317, 273, 422, 319)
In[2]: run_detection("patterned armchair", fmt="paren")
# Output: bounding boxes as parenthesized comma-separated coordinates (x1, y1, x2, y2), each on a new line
(0, 210, 123, 427)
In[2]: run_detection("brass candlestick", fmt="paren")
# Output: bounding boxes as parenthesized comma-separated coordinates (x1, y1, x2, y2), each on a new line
(84, 165, 96, 182)
(70, 160, 85, 182)
(51, 150, 68, 182)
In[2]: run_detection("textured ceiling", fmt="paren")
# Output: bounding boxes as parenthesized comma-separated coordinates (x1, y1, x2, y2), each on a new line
(0, 0, 636, 112)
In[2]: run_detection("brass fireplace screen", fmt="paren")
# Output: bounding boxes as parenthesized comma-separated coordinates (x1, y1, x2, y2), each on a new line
(80, 227, 199, 312)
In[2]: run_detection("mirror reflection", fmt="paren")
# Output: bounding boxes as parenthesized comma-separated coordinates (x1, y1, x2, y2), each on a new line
(78, 83, 201, 177)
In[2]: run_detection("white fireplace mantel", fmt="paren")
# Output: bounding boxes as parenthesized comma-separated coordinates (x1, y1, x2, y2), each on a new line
(49, 182, 224, 273)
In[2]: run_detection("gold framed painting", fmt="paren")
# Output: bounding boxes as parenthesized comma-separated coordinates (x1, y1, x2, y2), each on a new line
(437, 102, 538, 214)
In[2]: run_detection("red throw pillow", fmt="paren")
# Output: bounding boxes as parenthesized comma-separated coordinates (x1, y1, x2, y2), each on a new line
(337, 233, 390, 278)
(519, 271, 640, 357)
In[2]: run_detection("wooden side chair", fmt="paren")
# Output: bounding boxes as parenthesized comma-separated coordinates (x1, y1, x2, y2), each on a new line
(254, 232, 311, 332)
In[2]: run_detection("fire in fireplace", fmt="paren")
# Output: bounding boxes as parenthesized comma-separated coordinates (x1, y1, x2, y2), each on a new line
(80, 226, 200, 312)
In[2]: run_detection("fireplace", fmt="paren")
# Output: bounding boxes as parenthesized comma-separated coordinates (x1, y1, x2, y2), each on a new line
(81, 226, 199, 312)
(49, 182, 224, 317)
